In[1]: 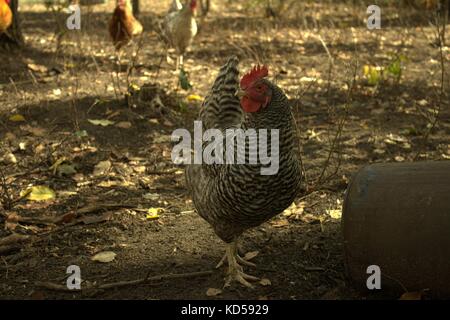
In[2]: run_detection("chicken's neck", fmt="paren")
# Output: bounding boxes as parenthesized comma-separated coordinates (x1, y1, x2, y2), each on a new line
(245, 100, 295, 133)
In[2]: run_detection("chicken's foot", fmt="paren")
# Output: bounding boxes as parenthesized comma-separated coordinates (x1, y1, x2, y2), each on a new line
(217, 241, 259, 288)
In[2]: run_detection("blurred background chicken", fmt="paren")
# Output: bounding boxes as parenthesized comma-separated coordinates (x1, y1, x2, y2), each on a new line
(0, 0, 12, 35)
(168, 0, 183, 14)
(109, 0, 143, 50)
(162, 0, 198, 70)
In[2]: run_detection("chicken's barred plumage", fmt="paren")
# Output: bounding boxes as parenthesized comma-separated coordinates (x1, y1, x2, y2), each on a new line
(199, 56, 243, 129)
(186, 56, 302, 243)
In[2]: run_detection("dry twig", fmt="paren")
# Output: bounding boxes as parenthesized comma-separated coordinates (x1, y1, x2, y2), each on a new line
(35, 270, 214, 292)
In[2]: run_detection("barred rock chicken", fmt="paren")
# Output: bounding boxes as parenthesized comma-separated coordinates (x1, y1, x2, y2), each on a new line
(109, 0, 143, 50)
(0, 0, 12, 35)
(162, 0, 197, 70)
(185, 57, 302, 288)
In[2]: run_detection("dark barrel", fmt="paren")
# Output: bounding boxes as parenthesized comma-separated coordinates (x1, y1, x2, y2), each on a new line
(342, 161, 450, 298)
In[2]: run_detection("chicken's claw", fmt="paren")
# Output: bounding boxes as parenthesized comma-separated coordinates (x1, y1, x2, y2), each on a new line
(219, 241, 259, 288)
(224, 268, 259, 289)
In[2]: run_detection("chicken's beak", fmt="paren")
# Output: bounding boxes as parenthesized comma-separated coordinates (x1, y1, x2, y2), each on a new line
(235, 89, 246, 99)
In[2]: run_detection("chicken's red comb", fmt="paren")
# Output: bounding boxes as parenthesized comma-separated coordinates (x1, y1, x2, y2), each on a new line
(240, 65, 269, 89)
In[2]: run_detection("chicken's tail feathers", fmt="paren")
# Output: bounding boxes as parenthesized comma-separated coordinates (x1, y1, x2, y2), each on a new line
(211, 55, 240, 93)
(200, 56, 243, 129)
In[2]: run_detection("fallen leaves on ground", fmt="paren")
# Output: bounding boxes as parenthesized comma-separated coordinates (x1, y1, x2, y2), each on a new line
(146, 208, 164, 219)
(206, 288, 222, 297)
(91, 251, 116, 263)
(20, 125, 46, 137)
(9, 114, 26, 122)
(186, 94, 203, 102)
(115, 121, 132, 129)
(88, 119, 115, 127)
(327, 209, 342, 220)
(57, 164, 77, 176)
(259, 278, 272, 286)
(271, 219, 290, 227)
(143, 193, 160, 201)
(20, 186, 56, 202)
(93, 160, 112, 176)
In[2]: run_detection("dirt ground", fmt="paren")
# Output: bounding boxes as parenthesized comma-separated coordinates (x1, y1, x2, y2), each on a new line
(0, 0, 449, 300)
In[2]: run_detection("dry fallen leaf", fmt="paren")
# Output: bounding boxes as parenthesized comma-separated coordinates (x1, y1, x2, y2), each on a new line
(146, 208, 164, 219)
(133, 166, 146, 174)
(300, 213, 320, 224)
(271, 219, 290, 228)
(20, 186, 56, 202)
(186, 94, 203, 102)
(399, 291, 423, 300)
(57, 164, 77, 176)
(153, 135, 171, 144)
(91, 251, 116, 263)
(93, 160, 112, 176)
(18, 142, 26, 151)
(3, 153, 17, 164)
(243, 251, 259, 261)
(9, 114, 26, 122)
(206, 288, 222, 297)
(20, 125, 46, 137)
(97, 180, 134, 187)
(88, 119, 115, 127)
(143, 193, 160, 201)
(27, 63, 48, 73)
(327, 209, 342, 220)
(115, 121, 132, 129)
(259, 278, 272, 286)
(417, 99, 428, 106)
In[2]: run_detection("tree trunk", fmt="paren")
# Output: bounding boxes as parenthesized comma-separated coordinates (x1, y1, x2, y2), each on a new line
(0, 0, 24, 46)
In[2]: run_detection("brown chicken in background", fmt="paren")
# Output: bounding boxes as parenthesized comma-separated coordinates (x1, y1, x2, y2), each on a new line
(0, 0, 12, 35)
(109, 0, 143, 50)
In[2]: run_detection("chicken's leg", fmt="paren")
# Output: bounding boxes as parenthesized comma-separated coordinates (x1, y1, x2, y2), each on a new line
(217, 240, 259, 288)
(177, 54, 184, 70)
(216, 241, 256, 269)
